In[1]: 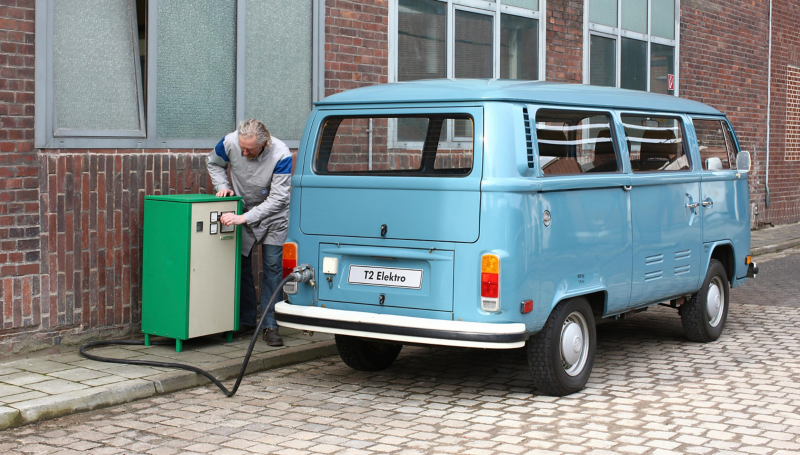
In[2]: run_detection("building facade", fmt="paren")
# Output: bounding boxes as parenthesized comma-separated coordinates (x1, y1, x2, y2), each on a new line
(0, 0, 798, 352)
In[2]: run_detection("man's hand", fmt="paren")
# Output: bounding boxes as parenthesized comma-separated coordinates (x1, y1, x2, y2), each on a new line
(216, 189, 234, 197)
(220, 212, 246, 226)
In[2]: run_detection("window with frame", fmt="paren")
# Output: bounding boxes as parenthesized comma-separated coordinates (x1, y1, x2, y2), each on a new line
(394, 0, 543, 83)
(693, 118, 737, 171)
(535, 110, 620, 175)
(315, 115, 474, 177)
(36, 0, 322, 149)
(622, 114, 689, 172)
(586, 0, 678, 95)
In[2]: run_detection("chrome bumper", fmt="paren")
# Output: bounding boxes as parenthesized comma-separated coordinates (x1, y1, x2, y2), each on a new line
(274, 301, 528, 349)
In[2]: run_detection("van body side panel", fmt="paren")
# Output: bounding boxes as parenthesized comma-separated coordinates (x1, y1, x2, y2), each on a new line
(699, 173, 750, 277)
(535, 181, 633, 318)
(629, 174, 703, 306)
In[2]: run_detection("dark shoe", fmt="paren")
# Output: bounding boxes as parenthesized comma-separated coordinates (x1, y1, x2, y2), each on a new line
(232, 325, 256, 337)
(263, 328, 284, 346)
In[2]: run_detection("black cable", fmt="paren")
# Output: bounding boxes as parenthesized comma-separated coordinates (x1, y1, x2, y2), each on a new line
(80, 275, 295, 397)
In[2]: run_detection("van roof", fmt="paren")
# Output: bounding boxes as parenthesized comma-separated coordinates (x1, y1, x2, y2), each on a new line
(316, 79, 723, 116)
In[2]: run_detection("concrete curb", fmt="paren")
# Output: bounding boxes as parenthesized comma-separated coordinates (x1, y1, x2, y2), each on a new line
(751, 238, 800, 256)
(0, 340, 337, 431)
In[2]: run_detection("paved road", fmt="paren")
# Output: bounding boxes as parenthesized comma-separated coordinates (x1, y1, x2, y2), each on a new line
(2, 251, 799, 455)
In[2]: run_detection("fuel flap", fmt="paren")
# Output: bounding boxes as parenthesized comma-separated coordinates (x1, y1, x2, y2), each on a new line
(318, 244, 454, 313)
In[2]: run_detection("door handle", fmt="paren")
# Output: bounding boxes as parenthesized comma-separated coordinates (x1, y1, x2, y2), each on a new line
(702, 200, 713, 207)
(686, 202, 700, 209)
(622, 185, 632, 191)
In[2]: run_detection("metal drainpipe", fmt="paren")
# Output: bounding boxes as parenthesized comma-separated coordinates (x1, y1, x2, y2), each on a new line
(765, 0, 773, 207)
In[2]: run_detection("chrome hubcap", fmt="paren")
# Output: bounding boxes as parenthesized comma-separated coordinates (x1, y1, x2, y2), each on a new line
(706, 277, 724, 327)
(561, 312, 589, 376)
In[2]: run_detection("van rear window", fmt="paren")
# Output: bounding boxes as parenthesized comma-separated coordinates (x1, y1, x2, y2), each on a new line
(314, 115, 474, 176)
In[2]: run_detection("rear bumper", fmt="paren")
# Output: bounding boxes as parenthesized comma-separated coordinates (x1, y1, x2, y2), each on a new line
(274, 301, 528, 349)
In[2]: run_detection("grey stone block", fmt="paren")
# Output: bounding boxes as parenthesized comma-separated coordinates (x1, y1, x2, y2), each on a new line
(10, 379, 155, 426)
(0, 406, 21, 431)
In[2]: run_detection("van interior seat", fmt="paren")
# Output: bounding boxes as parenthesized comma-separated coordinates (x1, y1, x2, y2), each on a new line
(537, 129, 582, 175)
(589, 129, 618, 173)
(638, 128, 678, 171)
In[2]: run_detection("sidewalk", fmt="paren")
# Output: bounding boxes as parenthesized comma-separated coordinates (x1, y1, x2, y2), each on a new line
(0, 329, 336, 431)
(750, 221, 800, 256)
(1, 223, 799, 432)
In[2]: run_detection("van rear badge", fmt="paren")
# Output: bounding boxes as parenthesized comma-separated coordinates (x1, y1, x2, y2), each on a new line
(379, 294, 385, 305)
(543, 210, 551, 227)
(380, 224, 388, 237)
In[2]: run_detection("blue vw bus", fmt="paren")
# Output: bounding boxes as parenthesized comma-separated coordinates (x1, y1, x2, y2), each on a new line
(275, 80, 757, 396)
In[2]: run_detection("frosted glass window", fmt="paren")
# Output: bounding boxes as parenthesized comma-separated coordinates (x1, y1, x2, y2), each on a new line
(651, 0, 675, 39)
(398, 0, 447, 81)
(455, 10, 493, 78)
(621, 38, 646, 91)
(589, 0, 618, 27)
(503, 0, 539, 10)
(590, 35, 616, 87)
(501, 15, 538, 80)
(650, 43, 675, 95)
(53, 0, 141, 132)
(245, 0, 312, 141)
(156, 1, 236, 138)
(621, 0, 647, 34)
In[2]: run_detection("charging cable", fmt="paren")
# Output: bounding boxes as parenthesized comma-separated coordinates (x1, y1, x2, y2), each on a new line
(80, 266, 314, 397)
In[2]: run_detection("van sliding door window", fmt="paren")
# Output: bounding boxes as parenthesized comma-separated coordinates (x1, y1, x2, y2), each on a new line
(692, 119, 737, 171)
(314, 115, 474, 176)
(622, 115, 689, 172)
(535, 110, 620, 175)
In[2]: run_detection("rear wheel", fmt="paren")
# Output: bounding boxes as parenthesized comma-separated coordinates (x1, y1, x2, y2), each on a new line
(335, 335, 403, 371)
(527, 297, 596, 396)
(681, 259, 729, 342)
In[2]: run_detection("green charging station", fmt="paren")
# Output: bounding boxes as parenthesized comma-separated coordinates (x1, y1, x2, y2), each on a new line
(142, 194, 243, 352)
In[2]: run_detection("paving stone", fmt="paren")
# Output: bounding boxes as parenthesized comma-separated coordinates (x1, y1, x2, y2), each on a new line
(24, 379, 89, 395)
(48, 368, 110, 382)
(0, 372, 52, 386)
(5, 360, 72, 374)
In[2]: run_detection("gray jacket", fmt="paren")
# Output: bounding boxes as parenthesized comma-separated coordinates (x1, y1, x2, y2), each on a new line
(207, 132, 292, 254)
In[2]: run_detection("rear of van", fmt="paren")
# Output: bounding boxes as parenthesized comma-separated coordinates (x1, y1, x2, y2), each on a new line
(274, 100, 528, 350)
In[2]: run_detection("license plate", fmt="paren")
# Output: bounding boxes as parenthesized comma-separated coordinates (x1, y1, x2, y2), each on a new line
(348, 265, 423, 289)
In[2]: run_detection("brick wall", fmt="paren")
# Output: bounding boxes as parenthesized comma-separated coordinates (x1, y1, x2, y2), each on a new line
(325, 0, 388, 96)
(545, 0, 583, 83)
(760, 0, 800, 225)
(680, 0, 800, 226)
(0, 0, 40, 348)
(787, 66, 800, 161)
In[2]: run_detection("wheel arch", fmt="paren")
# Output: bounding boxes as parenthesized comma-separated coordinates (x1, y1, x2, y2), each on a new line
(705, 241, 735, 286)
(548, 290, 607, 319)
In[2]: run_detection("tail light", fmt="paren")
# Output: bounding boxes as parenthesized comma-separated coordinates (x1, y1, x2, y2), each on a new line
(481, 254, 500, 312)
(282, 242, 297, 278)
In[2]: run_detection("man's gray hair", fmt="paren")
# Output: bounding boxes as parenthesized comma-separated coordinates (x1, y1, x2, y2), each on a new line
(238, 119, 271, 147)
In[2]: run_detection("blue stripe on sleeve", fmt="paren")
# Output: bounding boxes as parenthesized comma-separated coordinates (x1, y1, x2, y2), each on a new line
(274, 156, 293, 174)
(214, 138, 229, 162)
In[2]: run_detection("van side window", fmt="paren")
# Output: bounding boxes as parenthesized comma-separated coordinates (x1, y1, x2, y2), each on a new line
(535, 110, 619, 175)
(314, 115, 474, 176)
(693, 118, 737, 171)
(622, 115, 689, 172)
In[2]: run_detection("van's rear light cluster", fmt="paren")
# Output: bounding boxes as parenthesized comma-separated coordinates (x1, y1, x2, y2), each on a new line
(481, 254, 500, 312)
(283, 242, 298, 295)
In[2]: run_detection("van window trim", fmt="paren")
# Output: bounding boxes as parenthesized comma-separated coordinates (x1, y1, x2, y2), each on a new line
(310, 111, 479, 178)
(689, 115, 740, 172)
(618, 110, 693, 173)
(529, 105, 625, 178)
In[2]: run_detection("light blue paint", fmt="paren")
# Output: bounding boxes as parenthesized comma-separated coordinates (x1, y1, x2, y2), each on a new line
(284, 79, 751, 337)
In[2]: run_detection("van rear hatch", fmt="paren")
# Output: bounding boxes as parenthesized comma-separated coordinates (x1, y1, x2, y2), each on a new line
(299, 108, 483, 243)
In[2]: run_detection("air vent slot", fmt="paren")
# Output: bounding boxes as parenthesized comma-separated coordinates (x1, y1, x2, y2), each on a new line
(523, 107, 534, 169)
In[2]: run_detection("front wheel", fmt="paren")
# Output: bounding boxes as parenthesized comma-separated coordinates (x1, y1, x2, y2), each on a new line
(681, 259, 729, 342)
(527, 297, 596, 396)
(335, 335, 403, 371)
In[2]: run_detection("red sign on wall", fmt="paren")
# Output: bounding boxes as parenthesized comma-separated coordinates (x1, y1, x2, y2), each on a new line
(668, 74, 675, 91)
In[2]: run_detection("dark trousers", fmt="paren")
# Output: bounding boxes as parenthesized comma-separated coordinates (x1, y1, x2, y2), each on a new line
(239, 244, 283, 329)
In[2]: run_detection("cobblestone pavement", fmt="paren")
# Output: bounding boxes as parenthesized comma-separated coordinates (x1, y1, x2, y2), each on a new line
(1, 253, 799, 454)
